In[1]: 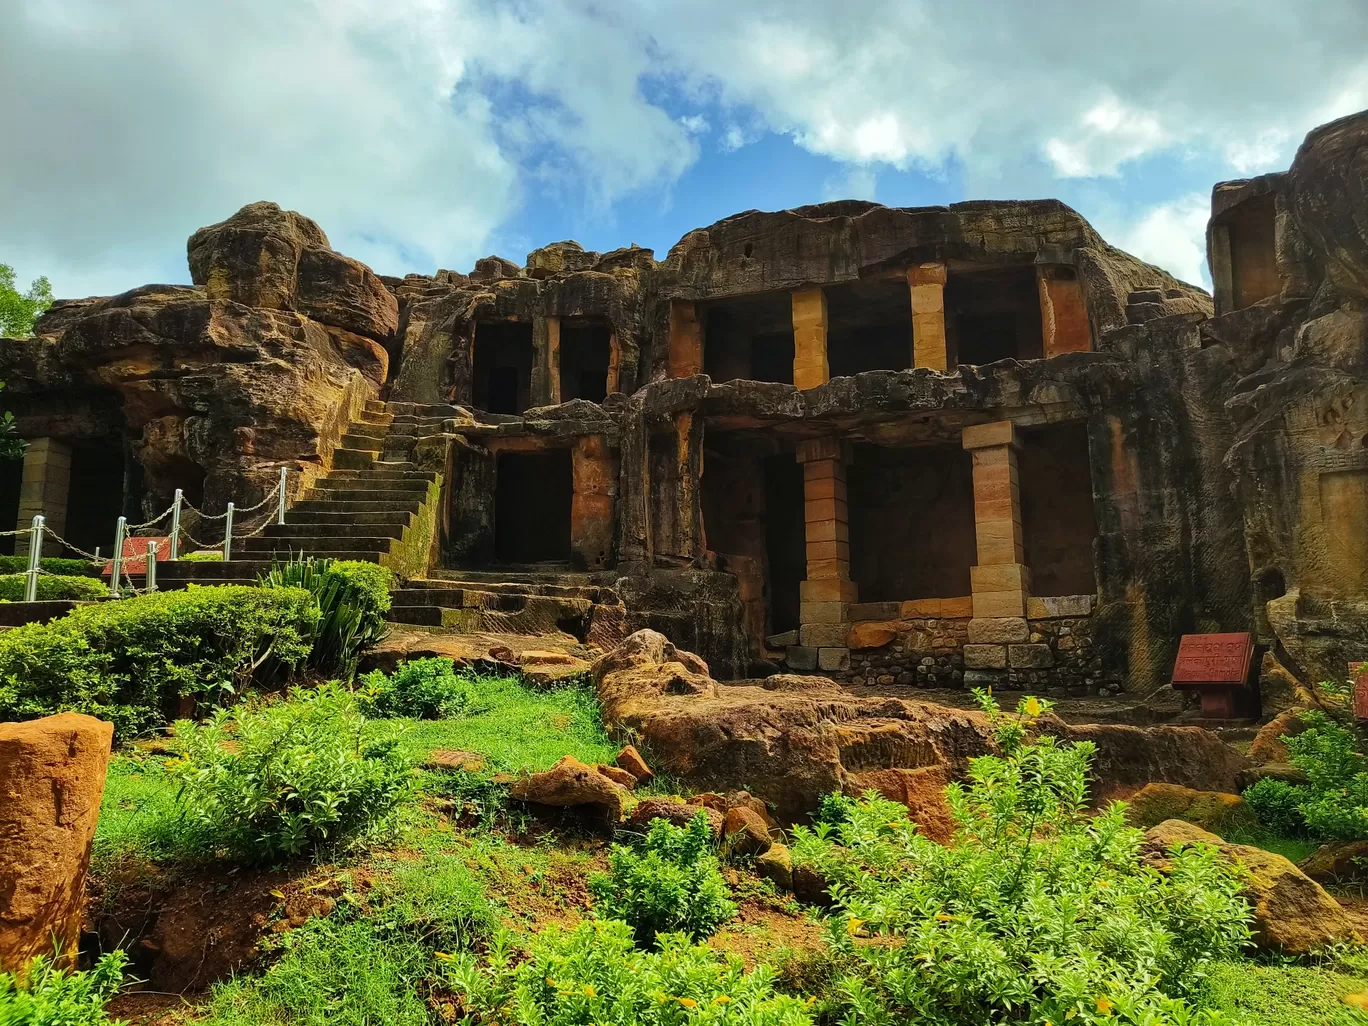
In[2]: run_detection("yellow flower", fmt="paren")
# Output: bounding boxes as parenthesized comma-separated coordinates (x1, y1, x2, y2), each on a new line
(935, 912, 955, 922)
(434, 952, 453, 961)
(679, 997, 697, 1009)
(545, 978, 557, 987)
(846, 918, 867, 936)
(713, 995, 731, 1005)
(1023, 697, 1042, 718)
(1344, 992, 1368, 1008)
(583, 984, 596, 998)
(1095, 997, 1115, 1014)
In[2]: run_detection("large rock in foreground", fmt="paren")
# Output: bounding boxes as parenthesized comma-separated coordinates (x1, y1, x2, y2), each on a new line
(1144, 819, 1359, 954)
(593, 631, 1251, 822)
(0, 713, 113, 974)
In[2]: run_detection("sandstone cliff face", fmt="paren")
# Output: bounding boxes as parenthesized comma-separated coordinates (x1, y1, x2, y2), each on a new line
(0, 203, 392, 514)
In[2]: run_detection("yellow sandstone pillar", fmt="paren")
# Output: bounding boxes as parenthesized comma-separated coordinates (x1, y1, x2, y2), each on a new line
(791, 288, 829, 389)
(908, 262, 948, 371)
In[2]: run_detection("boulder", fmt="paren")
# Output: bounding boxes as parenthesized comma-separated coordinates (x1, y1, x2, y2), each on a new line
(595, 764, 638, 789)
(755, 842, 793, 891)
(1125, 783, 1260, 836)
(1145, 820, 1360, 954)
(615, 744, 653, 783)
(0, 713, 114, 974)
(1248, 708, 1308, 765)
(1299, 840, 1368, 883)
(627, 798, 722, 837)
(593, 634, 1251, 823)
(188, 201, 329, 310)
(296, 246, 399, 341)
(509, 755, 628, 821)
(722, 806, 773, 856)
(846, 621, 898, 650)
(847, 765, 956, 844)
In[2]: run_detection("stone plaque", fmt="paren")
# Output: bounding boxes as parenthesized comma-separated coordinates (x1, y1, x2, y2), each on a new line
(1172, 633, 1254, 687)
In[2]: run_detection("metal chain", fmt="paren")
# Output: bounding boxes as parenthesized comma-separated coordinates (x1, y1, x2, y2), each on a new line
(123, 502, 177, 532)
(42, 530, 107, 565)
(182, 478, 282, 521)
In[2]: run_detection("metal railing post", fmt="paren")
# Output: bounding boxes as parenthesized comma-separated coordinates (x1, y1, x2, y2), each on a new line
(110, 516, 127, 598)
(169, 488, 183, 560)
(277, 466, 288, 525)
(146, 540, 158, 592)
(223, 502, 235, 562)
(24, 515, 44, 602)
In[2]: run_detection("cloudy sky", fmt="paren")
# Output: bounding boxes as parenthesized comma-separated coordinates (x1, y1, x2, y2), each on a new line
(3, 0, 1366, 300)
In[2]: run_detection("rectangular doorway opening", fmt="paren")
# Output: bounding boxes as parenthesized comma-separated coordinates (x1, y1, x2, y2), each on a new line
(494, 450, 571, 563)
(66, 440, 127, 557)
(0, 457, 21, 556)
(1224, 193, 1279, 310)
(826, 279, 913, 377)
(847, 442, 975, 602)
(1018, 423, 1098, 596)
(703, 293, 794, 384)
(764, 455, 805, 634)
(473, 321, 534, 414)
(946, 266, 1044, 366)
(560, 319, 613, 403)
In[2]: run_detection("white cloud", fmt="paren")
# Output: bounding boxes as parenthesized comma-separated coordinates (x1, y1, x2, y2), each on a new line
(2, 0, 1366, 299)
(822, 167, 878, 201)
(1114, 194, 1213, 288)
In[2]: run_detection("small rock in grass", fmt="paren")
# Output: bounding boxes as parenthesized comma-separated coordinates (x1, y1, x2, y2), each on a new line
(426, 750, 485, 773)
(616, 744, 653, 783)
(510, 755, 628, 820)
(723, 806, 773, 856)
(755, 842, 793, 891)
(628, 798, 723, 837)
(595, 764, 638, 789)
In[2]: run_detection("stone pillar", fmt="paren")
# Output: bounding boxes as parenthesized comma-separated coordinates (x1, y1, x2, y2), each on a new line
(668, 300, 703, 378)
(908, 262, 948, 371)
(16, 438, 72, 557)
(0, 712, 113, 975)
(1037, 268, 1092, 357)
(571, 434, 617, 570)
(964, 421, 1030, 618)
(544, 315, 562, 405)
(791, 288, 829, 389)
(605, 330, 622, 396)
(795, 437, 857, 672)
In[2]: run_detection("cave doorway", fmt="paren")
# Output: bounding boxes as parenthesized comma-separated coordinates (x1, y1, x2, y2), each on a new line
(560, 319, 612, 403)
(946, 266, 1044, 366)
(702, 292, 794, 384)
(1018, 422, 1098, 596)
(764, 455, 805, 634)
(826, 278, 913, 377)
(494, 450, 572, 564)
(473, 321, 534, 414)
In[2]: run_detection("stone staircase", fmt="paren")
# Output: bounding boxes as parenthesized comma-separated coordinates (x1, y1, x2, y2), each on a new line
(158, 399, 442, 587)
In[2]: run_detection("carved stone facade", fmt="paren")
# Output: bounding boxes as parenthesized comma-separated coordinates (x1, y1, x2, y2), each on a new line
(3, 111, 1366, 703)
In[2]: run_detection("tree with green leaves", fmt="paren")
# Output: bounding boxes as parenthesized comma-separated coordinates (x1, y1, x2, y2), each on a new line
(0, 263, 54, 338)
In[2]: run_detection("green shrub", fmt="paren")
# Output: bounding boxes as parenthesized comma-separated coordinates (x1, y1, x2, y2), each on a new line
(0, 573, 107, 602)
(166, 683, 412, 862)
(0, 555, 100, 577)
(1242, 776, 1310, 838)
(589, 811, 736, 947)
(179, 551, 223, 562)
(261, 557, 394, 677)
(0, 950, 129, 1025)
(1279, 710, 1368, 841)
(791, 691, 1252, 1026)
(0, 585, 317, 740)
(357, 657, 471, 719)
(445, 920, 813, 1026)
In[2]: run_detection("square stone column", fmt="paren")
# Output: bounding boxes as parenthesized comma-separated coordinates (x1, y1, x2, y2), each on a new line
(908, 262, 948, 371)
(605, 330, 622, 395)
(543, 315, 562, 405)
(1037, 268, 1092, 357)
(963, 421, 1030, 618)
(668, 300, 702, 378)
(795, 437, 857, 671)
(571, 434, 617, 570)
(16, 438, 72, 557)
(791, 288, 829, 389)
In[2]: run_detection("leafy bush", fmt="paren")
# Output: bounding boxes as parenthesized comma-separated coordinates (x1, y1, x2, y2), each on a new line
(357, 657, 471, 719)
(0, 950, 129, 1025)
(261, 557, 394, 677)
(179, 551, 223, 563)
(166, 683, 412, 862)
(1242, 776, 1310, 838)
(791, 691, 1251, 1026)
(0, 555, 100, 577)
(0, 585, 317, 739)
(445, 920, 813, 1026)
(0, 573, 107, 602)
(1282, 710, 1368, 842)
(589, 811, 736, 946)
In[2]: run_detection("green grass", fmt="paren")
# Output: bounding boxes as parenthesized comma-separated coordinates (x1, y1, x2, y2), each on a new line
(1203, 960, 1368, 1025)
(385, 675, 619, 774)
(92, 675, 618, 872)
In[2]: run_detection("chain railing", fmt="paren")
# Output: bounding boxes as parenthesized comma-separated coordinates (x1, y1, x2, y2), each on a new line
(11, 466, 292, 600)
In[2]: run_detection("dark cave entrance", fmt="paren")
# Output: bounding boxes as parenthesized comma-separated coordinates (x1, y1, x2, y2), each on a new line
(847, 442, 976, 602)
(826, 279, 913, 377)
(1018, 422, 1099, 596)
(702, 293, 794, 384)
(946, 266, 1044, 366)
(473, 321, 534, 415)
(494, 450, 572, 564)
(560, 319, 613, 403)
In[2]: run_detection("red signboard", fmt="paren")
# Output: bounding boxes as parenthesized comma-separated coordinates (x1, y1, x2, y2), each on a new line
(1172, 633, 1254, 687)
(99, 536, 171, 576)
